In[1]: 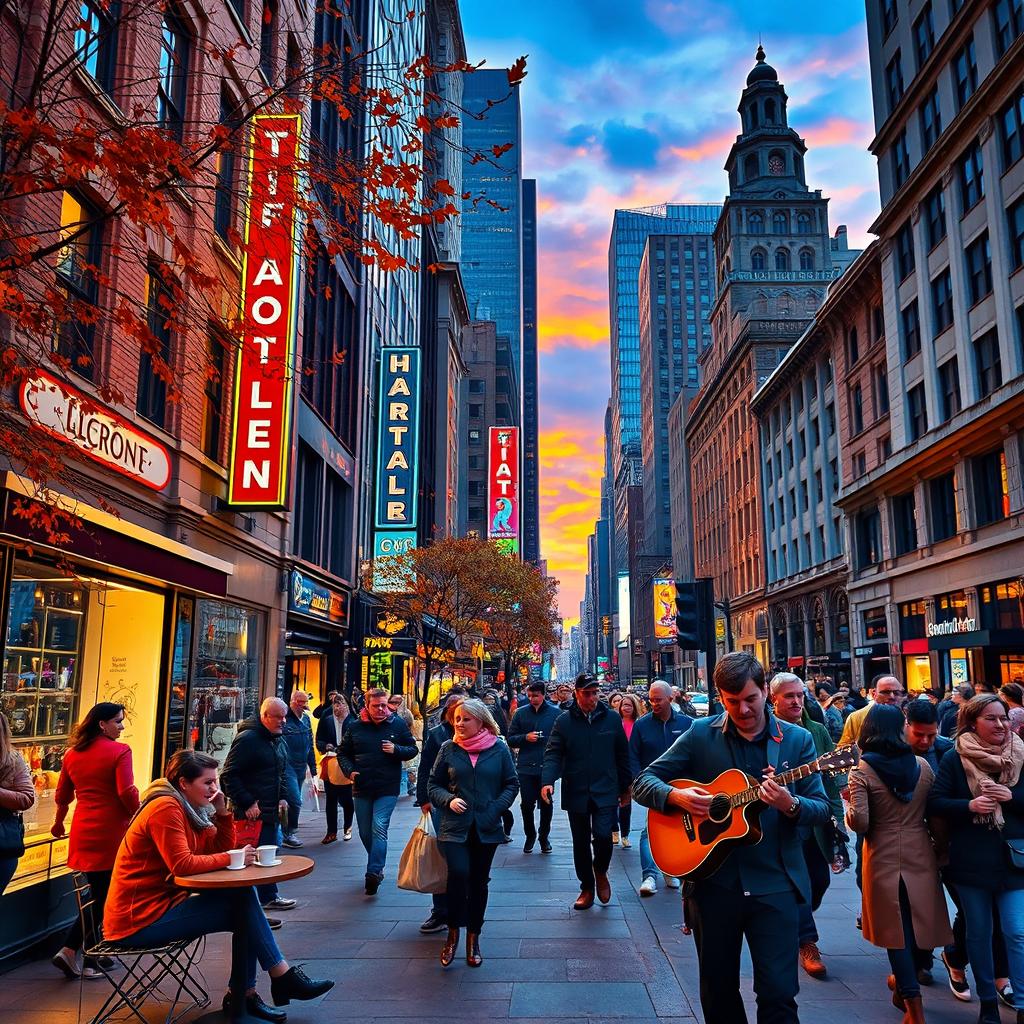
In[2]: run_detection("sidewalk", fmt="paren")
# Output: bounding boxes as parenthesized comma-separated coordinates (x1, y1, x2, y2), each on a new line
(0, 794, 1002, 1023)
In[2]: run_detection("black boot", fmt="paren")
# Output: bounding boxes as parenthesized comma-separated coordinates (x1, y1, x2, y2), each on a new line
(223, 992, 287, 1023)
(269, 966, 334, 1007)
(979, 999, 1001, 1024)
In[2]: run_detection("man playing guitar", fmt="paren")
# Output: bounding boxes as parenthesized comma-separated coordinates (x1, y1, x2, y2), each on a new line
(633, 653, 830, 1024)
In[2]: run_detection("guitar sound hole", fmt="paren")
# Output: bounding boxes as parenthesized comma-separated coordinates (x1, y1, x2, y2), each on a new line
(708, 794, 732, 824)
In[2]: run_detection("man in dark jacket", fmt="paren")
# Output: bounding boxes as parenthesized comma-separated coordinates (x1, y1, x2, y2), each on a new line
(415, 692, 463, 933)
(508, 681, 561, 853)
(280, 690, 317, 848)
(220, 697, 293, 912)
(541, 674, 632, 909)
(629, 680, 691, 896)
(339, 687, 418, 895)
(633, 653, 830, 1024)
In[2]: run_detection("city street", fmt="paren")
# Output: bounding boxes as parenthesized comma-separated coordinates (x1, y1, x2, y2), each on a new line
(0, 793, 996, 1024)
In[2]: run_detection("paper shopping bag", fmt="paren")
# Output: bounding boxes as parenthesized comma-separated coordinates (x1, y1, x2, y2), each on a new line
(396, 811, 448, 894)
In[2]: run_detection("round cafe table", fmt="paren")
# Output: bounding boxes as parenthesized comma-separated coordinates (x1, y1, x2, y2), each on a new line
(174, 854, 315, 1023)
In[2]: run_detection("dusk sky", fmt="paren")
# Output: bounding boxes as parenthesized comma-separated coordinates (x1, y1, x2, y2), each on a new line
(459, 0, 881, 623)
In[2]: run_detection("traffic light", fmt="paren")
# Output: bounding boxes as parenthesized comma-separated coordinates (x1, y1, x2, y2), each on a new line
(675, 582, 702, 648)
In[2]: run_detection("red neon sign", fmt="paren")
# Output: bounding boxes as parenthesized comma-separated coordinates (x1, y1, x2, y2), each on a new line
(227, 114, 301, 507)
(487, 426, 520, 547)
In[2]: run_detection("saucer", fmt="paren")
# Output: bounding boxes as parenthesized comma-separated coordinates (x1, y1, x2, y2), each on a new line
(256, 858, 283, 867)
(225, 863, 246, 871)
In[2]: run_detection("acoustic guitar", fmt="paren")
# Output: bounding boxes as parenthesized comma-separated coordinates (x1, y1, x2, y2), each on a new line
(647, 745, 859, 880)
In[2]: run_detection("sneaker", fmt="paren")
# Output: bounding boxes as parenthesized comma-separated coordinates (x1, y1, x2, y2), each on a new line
(540, 838, 552, 854)
(917, 967, 934, 986)
(612, 831, 620, 845)
(941, 950, 971, 1001)
(262, 897, 297, 911)
(639, 876, 657, 897)
(621, 837, 632, 849)
(523, 837, 536, 853)
(81, 966, 103, 981)
(501, 833, 513, 844)
(419, 913, 447, 934)
(997, 981, 1014, 1008)
(265, 916, 282, 930)
(282, 833, 303, 849)
(321, 833, 337, 845)
(799, 942, 827, 979)
(365, 872, 382, 896)
(51, 949, 80, 979)
(343, 828, 352, 841)
(664, 874, 681, 889)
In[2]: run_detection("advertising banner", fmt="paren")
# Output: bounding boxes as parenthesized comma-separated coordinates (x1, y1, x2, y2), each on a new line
(288, 569, 348, 626)
(487, 426, 519, 550)
(372, 529, 416, 593)
(375, 348, 421, 529)
(653, 578, 677, 646)
(227, 114, 301, 507)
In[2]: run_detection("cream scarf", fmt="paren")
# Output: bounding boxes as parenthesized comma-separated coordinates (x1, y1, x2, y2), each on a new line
(956, 730, 1024, 828)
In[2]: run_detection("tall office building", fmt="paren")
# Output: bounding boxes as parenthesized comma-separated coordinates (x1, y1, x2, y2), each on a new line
(522, 179, 541, 562)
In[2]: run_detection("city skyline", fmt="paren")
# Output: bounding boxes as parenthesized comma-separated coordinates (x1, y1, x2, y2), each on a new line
(461, 0, 879, 620)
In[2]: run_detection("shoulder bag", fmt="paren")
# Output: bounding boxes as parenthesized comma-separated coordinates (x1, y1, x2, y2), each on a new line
(0, 808, 26, 858)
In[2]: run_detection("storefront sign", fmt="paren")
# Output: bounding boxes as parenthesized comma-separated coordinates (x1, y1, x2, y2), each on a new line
(487, 426, 519, 552)
(20, 371, 171, 490)
(364, 636, 394, 651)
(375, 348, 421, 528)
(289, 569, 348, 626)
(927, 617, 977, 637)
(653, 578, 676, 646)
(227, 113, 301, 508)
(372, 530, 416, 593)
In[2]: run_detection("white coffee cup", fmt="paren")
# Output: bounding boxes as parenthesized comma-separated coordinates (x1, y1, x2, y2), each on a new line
(227, 848, 246, 869)
(257, 844, 277, 866)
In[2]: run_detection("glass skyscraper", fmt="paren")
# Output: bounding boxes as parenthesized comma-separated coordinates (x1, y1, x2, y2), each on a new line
(521, 179, 539, 563)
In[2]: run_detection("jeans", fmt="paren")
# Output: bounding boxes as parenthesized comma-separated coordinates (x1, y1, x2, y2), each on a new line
(519, 775, 552, 842)
(567, 801, 617, 891)
(64, 870, 112, 965)
(617, 801, 631, 839)
(957, 884, 1024, 1006)
(324, 781, 354, 835)
(887, 880, 921, 1001)
(112, 888, 283, 994)
(354, 794, 398, 878)
(439, 825, 498, 932)
(285, 765, 306, 833)
(256, 821, 281, 905)
(639, 808, 658, 881)
(942, 880, 1009, 975)
(797, 838, 831, 945)
(0, 855, 18, 896)
(690, 882, 800, 1024)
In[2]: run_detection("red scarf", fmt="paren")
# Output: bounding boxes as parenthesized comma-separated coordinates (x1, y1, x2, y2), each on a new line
(456, 729, 497, 765)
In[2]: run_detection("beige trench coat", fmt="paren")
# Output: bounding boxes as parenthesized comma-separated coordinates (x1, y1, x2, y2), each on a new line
(846, 757, 952, 950)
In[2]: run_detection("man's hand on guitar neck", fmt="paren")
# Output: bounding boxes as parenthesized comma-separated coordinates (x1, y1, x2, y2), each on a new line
(667, 786, 714, 817)
(760, 766, 799, 814)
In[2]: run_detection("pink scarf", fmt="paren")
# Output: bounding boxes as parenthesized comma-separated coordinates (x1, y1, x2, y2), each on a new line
(456, 729, 497, 766)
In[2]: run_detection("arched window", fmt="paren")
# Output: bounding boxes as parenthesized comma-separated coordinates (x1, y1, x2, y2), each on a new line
(764, 98, 776, 124)
(748, 103, 760, 129)
(773, 210, 789, 234)
(744, 153, 759, 181)
(748, 211, 764, 234)
(775, 247, 791, 271)
(751, 248, 767, 270)
(799, 248, 814, 271)
(796, 212, 813, 234)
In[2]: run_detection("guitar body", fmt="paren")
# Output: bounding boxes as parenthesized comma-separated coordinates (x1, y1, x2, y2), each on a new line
(647, 769, 765, 880)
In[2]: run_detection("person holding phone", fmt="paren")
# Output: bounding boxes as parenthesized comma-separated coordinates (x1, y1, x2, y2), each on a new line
(507, 682, 560, 853)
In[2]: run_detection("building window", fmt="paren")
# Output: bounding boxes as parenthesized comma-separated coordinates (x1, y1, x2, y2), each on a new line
(54, 192, 101, 379)
(260, 0, 277, 82)
(295, 442, 322, 564)
(965, 232, 993, 305)
(751, 247, 766, 270)
(157, 8, 190, 138)
(775, 248, 790, 271)
(469, 429, 481, 445)
(855, 507, 883, 570)
(876, 363, 890, 415)
(469, 403, 482, 418)
(75, 0, 118, 94)
(864, 606, 889, 641)
(1009, 195, 1024, 270)
(202, 332, 227, 461)
(974, 328, 1003, 397)
(929, 472, 958, 541)
(798, 248, 814, 270)
(213, 86, 240, 242)
(886, 51, 904, 112)
(874, 305, 885, 341)
(973, 448, 1009, 525)
(895, 219, 915, 280)
(914, 3, 935, 67)
(899, 601, 927, 640)
(1001, 84, 1024, 168)
(882, 0, 898, 36)
(938, 357, 962, 420)
(892, 130, 911, 189)
(980, 579, 1024, 630)
(748, 211, 764, 233)
(931, 268, 954, 336)
(994, 0, 1024, 57)
(773, 210, 789, 234)
(924, 184, 946, 249)
(138, 268, 173, 428)
(907, 382, 928, 441)
(901, 299, 921, 359)
(850, 383, 864, 435)
(959, 140, 985, 210)
(469, 379, 484, 394)
(854, 450, 867, 477)
(848, 326, 860, 365)
(953, 36, 978, 111)
(893, 491, 918, 555)
(796, 212, 813, 234)
(919, 86, 942, 152)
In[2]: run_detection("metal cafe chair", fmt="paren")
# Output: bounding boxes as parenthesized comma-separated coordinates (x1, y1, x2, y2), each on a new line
(71, 872, 210, 1024)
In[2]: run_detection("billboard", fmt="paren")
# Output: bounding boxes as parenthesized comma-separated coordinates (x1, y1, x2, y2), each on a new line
(227, 114, 301, 507)
(375, 348, 421, 529)
(617, 573, 631, 642)
(372, 530, 416, 593)
(653, 577, 677, 646)
(487, 426, 519, 551)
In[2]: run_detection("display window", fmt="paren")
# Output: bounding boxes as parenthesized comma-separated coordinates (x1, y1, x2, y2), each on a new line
(904, 654, 932, 694)
(999, 654, 1024, 685)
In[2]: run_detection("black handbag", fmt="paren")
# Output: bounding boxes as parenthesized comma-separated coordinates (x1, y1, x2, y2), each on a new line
(0, 808, 25, 858)
(1005, 838, 1024, 871)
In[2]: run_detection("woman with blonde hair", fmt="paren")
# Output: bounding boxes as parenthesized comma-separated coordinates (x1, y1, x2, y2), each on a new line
(429, 698, 519, 968)
(614, 695, 643, 848)
(0, 712, 35, 895)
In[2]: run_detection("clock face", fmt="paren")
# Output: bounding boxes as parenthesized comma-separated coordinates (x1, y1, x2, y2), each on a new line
(768, 155, 785, 175)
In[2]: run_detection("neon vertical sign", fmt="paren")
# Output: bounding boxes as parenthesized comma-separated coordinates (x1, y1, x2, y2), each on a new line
(488, 426, 520, 552)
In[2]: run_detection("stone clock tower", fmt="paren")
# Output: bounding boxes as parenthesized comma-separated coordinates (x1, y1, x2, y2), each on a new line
(684, 46, 857, 663)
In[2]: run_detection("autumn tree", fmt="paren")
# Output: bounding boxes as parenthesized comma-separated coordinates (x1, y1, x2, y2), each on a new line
(0, 0, 525, 536)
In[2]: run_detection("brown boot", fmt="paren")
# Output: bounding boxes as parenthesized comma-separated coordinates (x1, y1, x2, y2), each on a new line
(466, 932, 482, 967)
(901, 994, 925, 1024)
(595, 872, 611, 904)
(888, 974, 906, 1011)
(573, 890, 594, 910)
(440, 927, 459, 967)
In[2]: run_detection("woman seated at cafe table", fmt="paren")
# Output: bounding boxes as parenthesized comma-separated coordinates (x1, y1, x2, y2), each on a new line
(103, 750, 333, 1022)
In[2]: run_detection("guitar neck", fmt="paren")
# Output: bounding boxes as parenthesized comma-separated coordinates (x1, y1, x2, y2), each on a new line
(730, 760, 820, 808)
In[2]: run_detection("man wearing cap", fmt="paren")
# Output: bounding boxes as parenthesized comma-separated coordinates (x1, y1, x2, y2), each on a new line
(508, 681, 561, 853)
(541, 674, 632, 910)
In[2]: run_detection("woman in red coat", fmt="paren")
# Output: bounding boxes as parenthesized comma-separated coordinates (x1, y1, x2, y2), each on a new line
(50, 702, 139, 979)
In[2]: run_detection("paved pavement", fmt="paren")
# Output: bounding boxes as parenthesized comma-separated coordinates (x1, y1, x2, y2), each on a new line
(0, 793, 1012, 1023)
